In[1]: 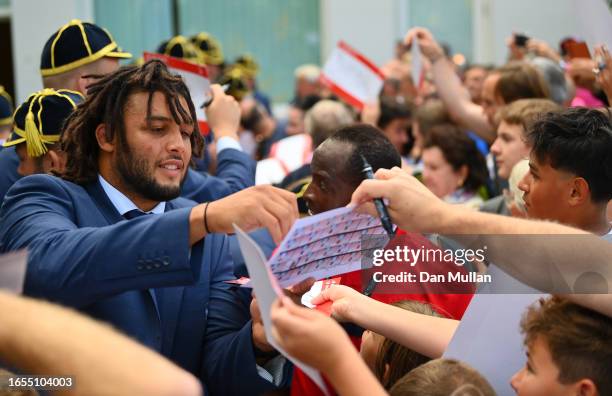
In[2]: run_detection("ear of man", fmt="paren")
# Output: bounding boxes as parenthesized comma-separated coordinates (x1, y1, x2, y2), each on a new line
(568, 177, 590, 207)
(95, 124, 116, 153)
(44, 149, 65, 174)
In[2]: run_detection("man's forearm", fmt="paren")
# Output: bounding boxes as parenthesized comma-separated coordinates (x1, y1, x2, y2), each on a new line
(431, 207, 612, 317)
(0, 292, 201, 396)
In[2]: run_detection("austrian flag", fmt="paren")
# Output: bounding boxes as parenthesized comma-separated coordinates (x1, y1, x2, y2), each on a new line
(321, 41, 385, 110)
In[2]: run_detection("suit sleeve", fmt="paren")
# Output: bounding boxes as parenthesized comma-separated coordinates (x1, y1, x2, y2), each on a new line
(201, 234, 291, 396)
(214, 148, 256, 193)
(0, 175, 201, 307)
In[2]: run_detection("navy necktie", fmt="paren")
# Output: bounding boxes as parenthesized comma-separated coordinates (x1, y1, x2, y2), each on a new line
(123, 209, 148, 219)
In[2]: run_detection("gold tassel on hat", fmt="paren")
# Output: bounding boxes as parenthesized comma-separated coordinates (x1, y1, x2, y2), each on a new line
(24, 107, 48, 158)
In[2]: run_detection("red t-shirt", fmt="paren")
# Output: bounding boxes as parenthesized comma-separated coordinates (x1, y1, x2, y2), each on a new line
(290, 229, 474, 396)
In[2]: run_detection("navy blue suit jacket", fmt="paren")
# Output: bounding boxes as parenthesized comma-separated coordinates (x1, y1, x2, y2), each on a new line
(182, 148, 255, 202)
(0, 174, 285, 395)
(0, 147, 21, 205)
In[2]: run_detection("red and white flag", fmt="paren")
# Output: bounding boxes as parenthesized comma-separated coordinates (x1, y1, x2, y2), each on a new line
(143, 52, 210, 134)
(321, 41, 385, 110)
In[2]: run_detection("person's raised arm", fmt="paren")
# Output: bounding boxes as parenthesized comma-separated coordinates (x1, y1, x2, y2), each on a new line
(405, 28, 494, 142)
(349, 167, 612, 317)
(0, 292, 201, 396)
(203, 84, 256, 193)
(187, 85, 294, 242)
(595, 45, 612, 105)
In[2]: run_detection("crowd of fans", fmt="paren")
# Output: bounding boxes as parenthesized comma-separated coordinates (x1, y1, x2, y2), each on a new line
(0, 16, 611, 396)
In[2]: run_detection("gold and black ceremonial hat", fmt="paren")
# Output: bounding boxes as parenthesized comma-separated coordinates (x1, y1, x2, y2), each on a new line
(3, 89, 84, 157)
(0, 86, 13, 127)
(190, 32, 224, 66)
(218, 66, 250, 101)
(40, 19, 132, 77)
(157, 35, 202, 64)
(234, 54, 259, 78)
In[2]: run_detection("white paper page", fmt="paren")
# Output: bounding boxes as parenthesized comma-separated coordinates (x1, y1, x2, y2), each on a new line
(444, 265, 544, 394)
(0, 250, 28, 294)
(411, 36, 423, 88)
(234, 225, 330, 395)
(267, 207, 387, 288)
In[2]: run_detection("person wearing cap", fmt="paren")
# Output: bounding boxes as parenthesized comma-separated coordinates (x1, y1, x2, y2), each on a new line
(40, 19, 131, 93)
(2, 88, 83, 177)
(0, 86, 18, 206)
(235, 54, 272, 114)
(0, 60, 297, 395)
(0, 20, 129, 203)
(191, 32, 225, 82)
(0, 86, 13, 144)
(157, 35, 202, 65)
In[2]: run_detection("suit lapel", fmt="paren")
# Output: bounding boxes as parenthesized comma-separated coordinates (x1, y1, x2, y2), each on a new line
(83, 180, 125, 225)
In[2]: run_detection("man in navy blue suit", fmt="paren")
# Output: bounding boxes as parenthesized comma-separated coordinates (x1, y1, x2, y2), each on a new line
(0, 86, 19, 203)
(0, 60, 298, 395)
(0, 19, 254, 206)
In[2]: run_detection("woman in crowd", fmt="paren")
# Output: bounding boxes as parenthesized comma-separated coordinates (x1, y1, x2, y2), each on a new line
(421, 124, 489, 208)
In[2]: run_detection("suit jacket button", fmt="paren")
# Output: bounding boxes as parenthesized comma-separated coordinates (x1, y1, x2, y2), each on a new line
(162, 256, 171, 266)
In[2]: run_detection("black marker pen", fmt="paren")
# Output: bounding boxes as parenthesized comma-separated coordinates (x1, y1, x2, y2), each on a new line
(360, 155, 395, 239)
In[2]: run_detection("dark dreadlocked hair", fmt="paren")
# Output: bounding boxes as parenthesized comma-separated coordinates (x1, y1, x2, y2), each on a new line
(60, 59, 203, 184)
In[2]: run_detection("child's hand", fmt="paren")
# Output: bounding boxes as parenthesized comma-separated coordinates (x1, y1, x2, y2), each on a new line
(310, 284, 374, 323)
(270, 297, 355, 373)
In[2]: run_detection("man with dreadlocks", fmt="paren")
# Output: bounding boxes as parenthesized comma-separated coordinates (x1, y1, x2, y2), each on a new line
(0, 60, 298, 395)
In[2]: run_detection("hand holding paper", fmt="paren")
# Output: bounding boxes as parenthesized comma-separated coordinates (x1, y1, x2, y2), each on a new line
(404, 27, 445, 63)
(270, 297, 356, 374)
(271, 297, 387, 396)
(205, 84, 241, 140)
(251, 277, 316, 352)
(301, 278, 341, 315)
(234, 225, 330, 395)
(310, 284, 373, 323)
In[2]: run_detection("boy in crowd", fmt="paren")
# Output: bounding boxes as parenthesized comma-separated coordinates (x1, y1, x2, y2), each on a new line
(511, 297, 612, 395)
(519, 107, 611, 236)
(482, 98, 560, 214)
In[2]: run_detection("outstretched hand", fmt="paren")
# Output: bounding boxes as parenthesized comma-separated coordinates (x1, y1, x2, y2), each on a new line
(349, 167, 452, 234)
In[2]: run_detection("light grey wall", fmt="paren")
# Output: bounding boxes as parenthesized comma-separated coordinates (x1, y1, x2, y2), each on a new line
(10, 0, 93, 102)
(320, 0, 398, 67)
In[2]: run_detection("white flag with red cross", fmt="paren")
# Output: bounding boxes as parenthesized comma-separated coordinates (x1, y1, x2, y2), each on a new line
(321, 41, 385, 110)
